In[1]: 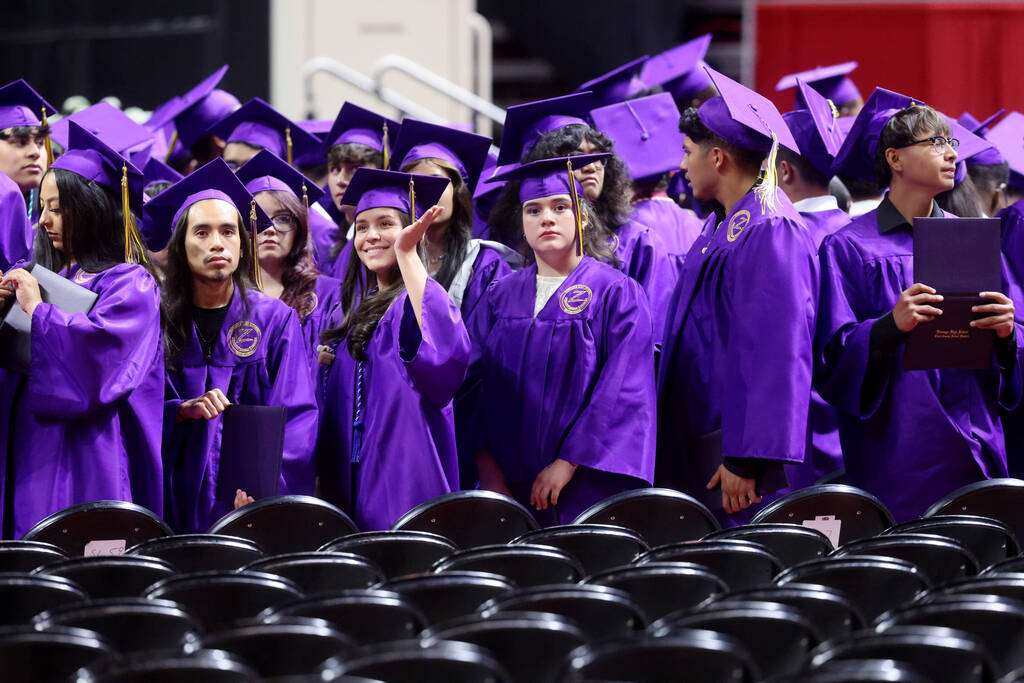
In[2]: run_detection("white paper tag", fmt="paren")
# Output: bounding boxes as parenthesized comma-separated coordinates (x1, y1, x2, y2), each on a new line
(802, 515, 841, 548)
(83, 539, 126, 556)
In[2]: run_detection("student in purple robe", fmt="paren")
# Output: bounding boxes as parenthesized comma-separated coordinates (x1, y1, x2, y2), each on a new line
(391, 118, 520, 326)
(207, 98, 322, 172)
(819, 89, 1023, 521)
(462, 155, 656, 525)
(640, 34, 718, 111)
(295, 119, 332, 188)
(315, 168, 470, 531)
(0, 122, 163, 538)
(591, 92, 704, 266)
(236, 150, 342, 366)
(656, 67, 819, 527)
(0, 80, 56, 271)
(958, 111, 1009, 219)
(145, 159, 318, 532)
(776, 62, 864, 118)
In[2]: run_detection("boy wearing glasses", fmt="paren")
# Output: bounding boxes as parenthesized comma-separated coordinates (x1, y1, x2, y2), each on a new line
(817, 88, 1022, 521)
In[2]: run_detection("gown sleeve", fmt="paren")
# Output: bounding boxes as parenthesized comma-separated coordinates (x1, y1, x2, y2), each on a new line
(397, 278, 471, 408)
(0, 177, 31, 272)
(620, 225, 676, 344)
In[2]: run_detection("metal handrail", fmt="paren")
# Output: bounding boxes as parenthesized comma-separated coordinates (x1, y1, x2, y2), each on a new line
(371, 55, 505, 127)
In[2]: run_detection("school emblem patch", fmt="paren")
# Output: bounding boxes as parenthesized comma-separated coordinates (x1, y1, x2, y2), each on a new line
(727, 210, 751, 242)
(73, 269, 95, 284)
(298, 292, 318, 321)
(227, 321, 261, 358)
(559, 284, 593, 315)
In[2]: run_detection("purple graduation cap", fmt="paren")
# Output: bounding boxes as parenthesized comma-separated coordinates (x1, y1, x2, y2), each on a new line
(981, 111, 1024, 187)
(781, 78, 847, 178)
(944, 114, 995, 167)
(576, 56, 650, 108)
(160, 66, 241, 151)
(957, 110, 1005, 166)
(207, 98, 321, 166)
(590, 91, 684, 182)
(50, 121, 146, 263)
(496, 91, 595, 166)
(390, 117, 492, 192)
(142, 156, 183, 194)
(472, 151, 501, 201)
(322, 102, 401, 166)
(339, 167, 451, 220)
(293, 119, 332, 167)
(640, 34, 714, 106)
(142, 157, 270, 258)
(50, 102, 155, 158)
(0, 78, 58, 163)
(775, 61, 862, 109)
(236, 149, 325, 205)
(831, 87, 920, 183)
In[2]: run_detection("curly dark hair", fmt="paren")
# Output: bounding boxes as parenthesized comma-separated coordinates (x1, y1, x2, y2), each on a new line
(400, 158, 471, 290)
(257, 189, 320, 315)
(874, 104, 950, 187)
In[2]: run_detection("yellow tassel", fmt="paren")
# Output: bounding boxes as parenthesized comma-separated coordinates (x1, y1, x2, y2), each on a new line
(164, 130, 178, 163)
(41, 107, 54, 165)
(250, 200, 263, 290)
(120, 164, 143, 265)
(827, 98, 840, 120)
(382, 122, 390, 169)
(754, 132, 780, 215)
(285, 126, 293, 166)
(567, 159, 584, 258)
(302, 182, 309, 215)
(408, 178, 416, 222)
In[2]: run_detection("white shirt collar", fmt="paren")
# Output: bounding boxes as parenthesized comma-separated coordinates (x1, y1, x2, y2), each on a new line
(792, 195, 840, 213)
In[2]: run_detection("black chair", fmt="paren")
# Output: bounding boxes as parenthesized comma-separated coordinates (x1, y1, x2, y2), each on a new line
(581, 561, 728, 621)
(750, 484, 895, 546)
(713, 583, 863, 642)
(241, 552, 384, 593)
(637, 539, 783, 590)
(260, 589, 426, 644)
(33, 597, 198, 653)
(384, 571, 515, 624)
(76, 650, 259, 682)
(556, 630, 759, 682)
(775, 556, 930, 622)
(877, 594, 1024, 676)
(931, 575, 1024, 603)
(651, 600, 819, 680)
(0, 574, 88, 625)
(192, 619, 354, 678)
(145, 570, 302, 629)
(390, 490, 538, 548)
(421, 611, 587, 683)
(831, 533, 979, 584)
(0, 624, 116, 683)
(984, 557, 1024, 575)
(207, 495, 359, 555)
(806, 624, 996, 683)
(432, 543, 583, 586)
(34, 554, 175, 599)
(925, 479, 1024, 543)
(572, 488, 720, 547)
(321, 530, 457, 579)
(21, 500, 172, 557)
(886, 515, 1020, 569)
(511, 523, 648, 575)
(479, 584, 646, 639)
(319, 638, 512, 682)
(785, 658, 932, 683)
(126, 534, 264, 572)
(706, 523, 834, 567)
(0, 540, 66, 572)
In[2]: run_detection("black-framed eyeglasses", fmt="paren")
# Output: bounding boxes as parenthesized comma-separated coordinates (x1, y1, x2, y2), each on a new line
(268, 213, 298, 232)
(901, 136, 960, 153)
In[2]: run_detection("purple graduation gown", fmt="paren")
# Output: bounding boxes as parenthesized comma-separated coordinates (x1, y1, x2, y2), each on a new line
(465, 256, 656, 525)
(816, 206, 1024, 522)
(0, 263, 164, 538)
(611, 219, 677, 344)
(309, 200, 340, 268)
(452, 241, 517, 330)
(316, 279, 470, 531)
(657, 189, 819, 526)
(163, 287, 318, 533)
(0, 173, 32, 272)
(999, 200, 1024, 469)
(296, 275, 342, 364)
(631, 195, 703, 259)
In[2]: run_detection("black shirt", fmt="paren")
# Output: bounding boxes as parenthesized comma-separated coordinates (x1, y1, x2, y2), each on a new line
(192, 303, 230, 360)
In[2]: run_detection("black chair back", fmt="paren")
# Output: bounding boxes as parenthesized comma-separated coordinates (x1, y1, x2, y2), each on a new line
(384, 571, 515, 625)
(637, 539, 783, 590)
(832, 533, 979, 584)
(321, 530, 456, 579)
(511, 523, 648, 575)
(33, 597, 197, 653)
(706, 523, 833, 567)
(261, 589, 426, 644)
(22, 500, 172, 557)
(391, 490, 538, 548)
(242, 551, 385, 593)
(432, 543, 584, 587)
(750, 484, 894, 546)
(886, 515, 1020, 569)
(572, 488, 720, 547)
(126, 533, 263, 572)
(480, 584, 646, 639)
(34, 554, 175, 599)
(582, 561, 728, 620)
(145, 570, 301, 629)
(925, 479, 1024, 543)
(208, 495, 359, 555)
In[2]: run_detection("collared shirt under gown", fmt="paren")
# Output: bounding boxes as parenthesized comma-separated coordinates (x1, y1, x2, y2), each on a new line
(163, 288, 318, 533)
(0, 263, 164, 538)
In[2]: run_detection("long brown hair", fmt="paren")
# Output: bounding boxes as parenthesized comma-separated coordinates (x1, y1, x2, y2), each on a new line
(259, 189, 320, 313)
(399, 158, 471, 290)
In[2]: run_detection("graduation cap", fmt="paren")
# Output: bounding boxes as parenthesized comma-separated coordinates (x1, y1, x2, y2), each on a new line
(491, 153, 611, 257)
(50, 121, 146, 264)
(143, 158, 271, 288)
(640, 34, 714, 105)
(142, 156, 183, 194)
(957, 110, 1005, 166)
(207, 98, 321, 166)
(775, 62, 861, 109)
(322, 102, 401, 167)
(831, 87, 921, 183)
(576, 56, 650, 108)
(390, 118, 492, 192)
(781, 78, 847, 178)
(590, 91, 684, 182)
(0, 78, 58, 164)
(339, 167, 450, 222)
(697, 66, 798, 212)
(944, 114, 995, 167)
(236, 149, 324, 206)
(496, 91, 594, 166)
(472, 151, 501, 201)
(50, 102, 155, 159)
(979, 112, 1024, 186)
(293, 119, 332, 167)
(157, 66, 241, 152)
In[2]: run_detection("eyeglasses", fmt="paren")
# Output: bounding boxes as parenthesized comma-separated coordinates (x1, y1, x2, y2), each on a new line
(901, 136, 960, 154)
(268, 213, 298, 232)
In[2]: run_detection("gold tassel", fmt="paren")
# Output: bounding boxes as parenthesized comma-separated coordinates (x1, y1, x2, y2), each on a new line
(754, 132, 780, 215)
(285, 126, 293, 166)
(41, 107, 54, 165)
(567, 159, 584, 258)
(120, 164, 144, 265)
(408, 178, 416, 222)
(302, 182, 309, 215)
(164, 130, 178, 163)
(827, 98, 840, 120)
(382, 122, 390, 169)
(250, 200, 263, 290)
